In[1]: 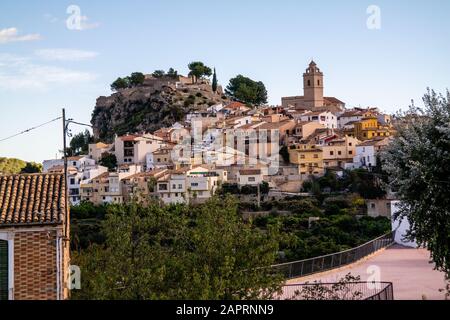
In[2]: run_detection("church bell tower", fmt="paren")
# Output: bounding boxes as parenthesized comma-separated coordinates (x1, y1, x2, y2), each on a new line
(303, 60, 324, 108)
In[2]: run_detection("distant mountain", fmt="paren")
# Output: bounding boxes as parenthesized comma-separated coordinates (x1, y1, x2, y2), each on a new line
(91, 75, 229, 142)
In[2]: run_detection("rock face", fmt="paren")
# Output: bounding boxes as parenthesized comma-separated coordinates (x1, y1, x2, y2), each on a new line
(91, 77, 228, 142)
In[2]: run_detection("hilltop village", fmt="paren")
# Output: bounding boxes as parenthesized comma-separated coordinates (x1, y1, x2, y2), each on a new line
(42, 61, 396, 217)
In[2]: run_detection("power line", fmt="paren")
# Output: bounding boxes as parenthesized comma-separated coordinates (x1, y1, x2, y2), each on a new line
(0, 116, 62, 143)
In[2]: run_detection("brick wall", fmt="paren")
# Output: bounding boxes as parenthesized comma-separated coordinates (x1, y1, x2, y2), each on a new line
(13, 228, 59, 300)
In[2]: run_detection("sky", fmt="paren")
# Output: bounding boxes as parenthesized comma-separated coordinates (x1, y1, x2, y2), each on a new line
(0, 0, 449, 163)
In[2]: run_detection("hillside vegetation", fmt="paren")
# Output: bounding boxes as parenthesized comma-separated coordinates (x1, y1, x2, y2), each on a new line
(0, 157, 42, 174)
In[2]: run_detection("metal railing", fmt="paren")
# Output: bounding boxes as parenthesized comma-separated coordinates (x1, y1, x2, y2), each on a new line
(272, 230, 396, 279)
(281, 281, 394, 300)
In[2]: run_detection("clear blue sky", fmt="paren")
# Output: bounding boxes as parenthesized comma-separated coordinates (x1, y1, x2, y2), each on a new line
(1, 0, 449, 162)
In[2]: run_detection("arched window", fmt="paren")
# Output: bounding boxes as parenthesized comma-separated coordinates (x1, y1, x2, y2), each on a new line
(307, 80, 311, 87)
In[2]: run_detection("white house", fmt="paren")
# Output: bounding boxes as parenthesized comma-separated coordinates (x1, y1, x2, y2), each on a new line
(299, 111, 337, 129)
(44, 156, 107, 205)
(207, 103, 224, 114)
(338, 110, 364, 128)
(43, 155, 95, 173)
(114, 133, 164, 166)
(186, 166, 220, 203)
(353, 137, 390, 169)
(237, 169, 263, 187)
(156, 169, 188, 205)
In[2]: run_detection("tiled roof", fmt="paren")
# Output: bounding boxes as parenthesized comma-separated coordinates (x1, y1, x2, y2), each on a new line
(0, 173, 66, 227)
(323, 96, 345, 106)
(67, 156, 85, 161)
(258, 120, 294, 130)
(120, 134, 140, 142)
(225, 101, 246, 109)
(122, 169, 168, 180)
(239, 169, 261, 175)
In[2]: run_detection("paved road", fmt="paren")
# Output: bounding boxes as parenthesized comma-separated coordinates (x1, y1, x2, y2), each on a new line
(285, 245, 448, 300)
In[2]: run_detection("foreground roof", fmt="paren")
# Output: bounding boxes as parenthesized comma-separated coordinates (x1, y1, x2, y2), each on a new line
(0, 173, 66, 227)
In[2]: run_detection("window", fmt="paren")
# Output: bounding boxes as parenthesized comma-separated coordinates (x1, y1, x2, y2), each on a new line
(338, 151, 342, 156)
(330, 151, 334, 156)
(318, 80, 320, 86)
(371, 203, 376, 209)
(124, 149, 134, 157)
(73, 161, 77, 166)
(172, 184, 176, 189)
(70, 178, 75, 185)
(159, 184, 168, 191)
(349, 151, 353, 155)
(178, 184, 182, 189)
(248, 177, 256, 182)
(191, 183, 199, 187)
(0, 239, 9, 300)
(313, 154, 318, 159)
(307, 80, 311, 86)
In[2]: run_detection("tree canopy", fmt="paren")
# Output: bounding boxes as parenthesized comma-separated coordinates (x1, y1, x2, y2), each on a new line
(0, 157, 42, 174)
(225, 75, 268, 106)
(382, 89, 450, 277)
(111, 72, 145, 91)
(72, 196, 283, 300)
(188, 61, 212, 83)
(167, 68, 178, 79)
(152, 70, 166, 78)
(99, 153, 117, 172)
(69, 130, 93, 156)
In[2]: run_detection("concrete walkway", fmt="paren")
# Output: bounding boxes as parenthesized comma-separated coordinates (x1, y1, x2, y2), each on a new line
(285, 245, 448, 300)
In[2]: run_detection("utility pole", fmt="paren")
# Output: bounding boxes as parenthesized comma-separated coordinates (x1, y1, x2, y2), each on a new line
(62, 108, 69, 239)
(61, 110, 93, 239)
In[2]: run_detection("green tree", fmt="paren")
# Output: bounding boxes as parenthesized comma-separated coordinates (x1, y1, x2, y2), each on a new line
(129, 72, 145, 86)
(69, 130, 93, 156)
(225, 75, 268, 106)
(99, 153, 117, 172)
(72, 196, 283, 300)
(382, 89, 450, 277)
(212, 68, 218, 93)
(188, 61, 212, 83)
(166, 68, 178, 79)
(20, 162, 42, 173)
(152, 70, 166, 78)
(111, 77, 129, 91)
(0, 157, 26, 174)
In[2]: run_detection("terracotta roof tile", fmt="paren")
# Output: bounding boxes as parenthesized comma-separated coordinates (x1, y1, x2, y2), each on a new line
(239, 169, 261, 175)
(0, 173, 66, 227)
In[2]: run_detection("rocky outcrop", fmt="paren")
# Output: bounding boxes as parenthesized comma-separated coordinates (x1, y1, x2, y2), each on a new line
(91, 80, 228, 142)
